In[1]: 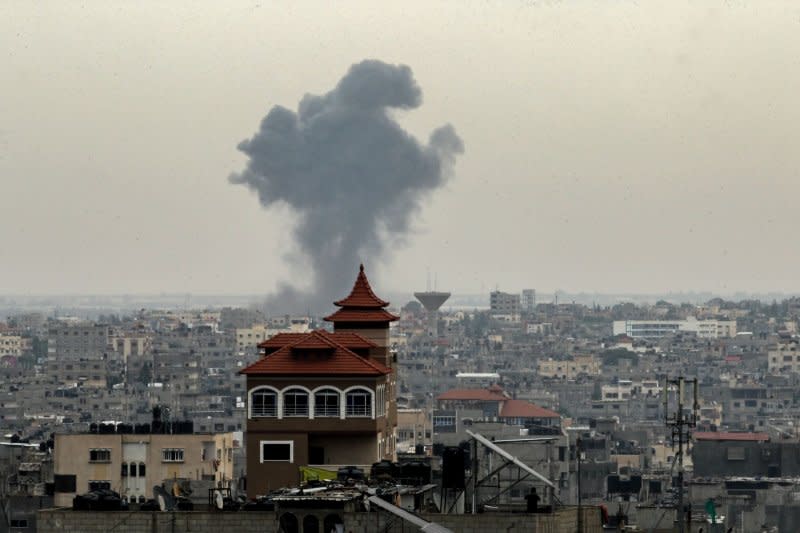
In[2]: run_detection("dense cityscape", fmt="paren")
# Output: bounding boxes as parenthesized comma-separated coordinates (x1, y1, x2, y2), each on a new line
(4, 2, 799, 532)
(3, 275, 800, 531)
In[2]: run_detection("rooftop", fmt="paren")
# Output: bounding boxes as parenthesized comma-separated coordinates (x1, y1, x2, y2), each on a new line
(694, 431, 770, 442)
(499, 399, 560, 419)
(241, 330, 391, 376)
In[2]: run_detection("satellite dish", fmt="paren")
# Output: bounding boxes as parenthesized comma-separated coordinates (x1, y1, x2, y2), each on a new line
(157, 494, 167, 512)
(214, 490, 224, 511)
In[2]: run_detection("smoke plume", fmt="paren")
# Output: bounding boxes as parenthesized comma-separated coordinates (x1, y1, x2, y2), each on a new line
(230, 60, 464, 314)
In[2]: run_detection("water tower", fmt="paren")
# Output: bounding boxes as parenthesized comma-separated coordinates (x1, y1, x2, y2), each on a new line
(414, 290, 450, 337)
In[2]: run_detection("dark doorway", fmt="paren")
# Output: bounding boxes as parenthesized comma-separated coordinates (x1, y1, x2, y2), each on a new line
(309, 446, 325, 464)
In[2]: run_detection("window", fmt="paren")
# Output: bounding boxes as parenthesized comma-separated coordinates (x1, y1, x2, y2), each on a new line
(315, 389, 340, 417)
(303, 515, 319, 533)
(727, 447, 746, 461)
(433, 415, 456, 427)
(261, 440, 293, 463)
(129, 463, 137, 477)
(250, 389, 278, 418)
(88, 480, 111, 491)
(121, 462, 128, 477)
(346, 389, 372, 417)
(283, 388, 309, 417)
(10, 519, 28, 528)
(89, 448, 111, 463)
(138, 462, 145, 476)
(162, 448, 184, 462)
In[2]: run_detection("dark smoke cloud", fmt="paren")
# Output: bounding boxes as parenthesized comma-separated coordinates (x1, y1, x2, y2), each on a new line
(230, 60, 464, 314)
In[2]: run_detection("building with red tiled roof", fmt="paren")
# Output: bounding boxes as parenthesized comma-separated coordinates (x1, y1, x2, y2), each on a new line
(241, 265, 398, 496)
(435, 386, 562, 431)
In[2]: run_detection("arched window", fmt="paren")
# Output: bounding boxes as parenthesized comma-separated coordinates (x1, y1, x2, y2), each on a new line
(279, 512, 299, 533)
(345, 388, 372, 417)
(130, 463, 137, 477)
(121, 462, 128, 477)
(138, 462, 146, 477)
(251, 387, 278, 418)
(314, 388, 340, 417)
(323, 514, 343, 533)
(302, 514, 319, 533)
(283, 388, 309, 417)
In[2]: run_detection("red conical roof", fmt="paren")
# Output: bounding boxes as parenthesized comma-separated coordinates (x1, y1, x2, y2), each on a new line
(325, 264, 398, 323)
(333, 264, 390, 308)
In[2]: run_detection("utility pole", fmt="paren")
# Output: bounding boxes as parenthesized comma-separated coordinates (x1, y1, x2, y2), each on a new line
(663, 376, 699, 533)
(576, 437, 583, 533)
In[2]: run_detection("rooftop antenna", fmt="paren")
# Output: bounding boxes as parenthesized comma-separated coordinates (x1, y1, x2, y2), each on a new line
(663, 376, 699, 533)
(434, 272, 438, 291)
(426, 267, 431, 292)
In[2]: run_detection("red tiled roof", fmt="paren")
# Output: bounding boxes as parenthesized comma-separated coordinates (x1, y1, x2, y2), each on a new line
(241, 330, 390, 376)
(257, 330, 377, 350)
(694, 432, 769, 442)
(437, 388, 509, 402)
(499, 399, 560, 419)
(324, 308, 399, 323)
(258, 333, 308, 349)
(333, 264, 390, 308)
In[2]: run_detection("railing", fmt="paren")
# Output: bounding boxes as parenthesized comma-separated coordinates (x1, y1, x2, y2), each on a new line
(314, 406, 340, 417)
(251, 405, 277, 417)
(283, 406, 309, 417)
(346, 405, 371, 417)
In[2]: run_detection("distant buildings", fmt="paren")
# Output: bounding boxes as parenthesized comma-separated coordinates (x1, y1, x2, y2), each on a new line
(612, 317, 737, 339)
(767, 337, 800, 374)
(537, 355, 600, 379)
(521, 289, 536, 313)
(0, 333, 24, 357)
(489, 291, 520, 320)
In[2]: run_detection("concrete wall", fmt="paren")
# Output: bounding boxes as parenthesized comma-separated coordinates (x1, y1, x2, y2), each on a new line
(38, 507, 604, 533)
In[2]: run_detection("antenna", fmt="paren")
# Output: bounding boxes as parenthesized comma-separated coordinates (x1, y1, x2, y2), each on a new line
(664, 376, 699, 533)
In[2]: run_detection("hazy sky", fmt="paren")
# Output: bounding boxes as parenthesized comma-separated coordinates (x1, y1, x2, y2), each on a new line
(2, 1, 800, 297)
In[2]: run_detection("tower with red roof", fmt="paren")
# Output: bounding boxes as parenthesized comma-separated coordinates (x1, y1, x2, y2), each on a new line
(240, 265, 398, 496)
(324, 264, 399, 368)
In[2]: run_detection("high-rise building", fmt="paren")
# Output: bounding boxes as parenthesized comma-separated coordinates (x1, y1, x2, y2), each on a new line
(490, 291, 520, 317)
(521, 289, 536, 313)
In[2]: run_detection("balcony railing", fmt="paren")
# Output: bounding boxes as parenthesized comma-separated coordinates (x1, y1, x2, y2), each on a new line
(346, 405, 371, 417)
(314, 406, 340, 417)
(251, 405, 277, 417)
(283, 406, 309, 417)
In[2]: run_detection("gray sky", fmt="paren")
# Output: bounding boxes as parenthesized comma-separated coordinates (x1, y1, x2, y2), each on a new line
(2, 1, 799, 297)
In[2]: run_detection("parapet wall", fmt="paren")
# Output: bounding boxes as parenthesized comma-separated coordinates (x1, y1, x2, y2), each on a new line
(38, 507, 603, 533)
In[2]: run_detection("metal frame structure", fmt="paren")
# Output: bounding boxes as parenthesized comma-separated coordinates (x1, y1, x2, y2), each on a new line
(457, 430, 556, 515)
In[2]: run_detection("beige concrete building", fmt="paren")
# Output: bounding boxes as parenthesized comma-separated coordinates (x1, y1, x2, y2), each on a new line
(396, 408, 430, 454)
(0, 333, 23, 357)
(537, 355, 600, 379)
(768, 339, 800, 374)
(53, 431, 237, 506)
(236, 324, 271, 350)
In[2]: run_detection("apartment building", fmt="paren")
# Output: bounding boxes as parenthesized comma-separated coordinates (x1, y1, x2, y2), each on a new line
(538, 355, 600, 379)
(52, 429, 237, 506)
(490, 291, 520, 318)
(767, 338, 800, 374)
(612, 317, 737, 339)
